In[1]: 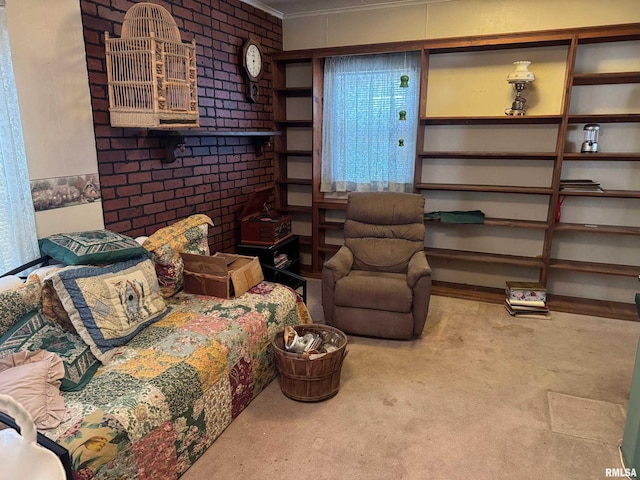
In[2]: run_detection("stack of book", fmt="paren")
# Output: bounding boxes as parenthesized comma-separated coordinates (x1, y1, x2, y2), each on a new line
(559, 179, 602, 192)
(274, 253, 290, 268)
(505, 281, 550, 319)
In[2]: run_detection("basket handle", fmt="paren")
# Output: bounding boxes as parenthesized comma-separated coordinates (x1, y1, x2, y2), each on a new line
(0, 394, 68, 480)
(0, 394, 36, 444)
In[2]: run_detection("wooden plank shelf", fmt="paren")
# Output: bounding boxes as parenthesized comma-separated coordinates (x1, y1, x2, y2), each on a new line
(427, 35, 572, 54)
(558, 189, 640, 198)
(273, 150, 313, 155)
(548, 259, 640, 276)
(424, 248, 545, 268)
(274, 86, 313, 96)
(484, 218, 548, 229)
(577, 24, 640, 43)
(419, 151, 557, 160)
(430, 281, 506, 305)
(318, 221, 345, 230)
(280, 205, 312, 214)
(567, 114, 640, 123)
(417, 183, 553, 195)
(548, 295, 639, 321)
(274, 120, 313, 127)
(149, 129, 281, 163)
(150, 129, 280, 137)
(562, 152, 640, 161)
(572, 71, 640, 85)
(426, 217, 548, 229)
(275, 178, 312, 185)
(554, 223, 640, 235)
(420, 115, 563, 125)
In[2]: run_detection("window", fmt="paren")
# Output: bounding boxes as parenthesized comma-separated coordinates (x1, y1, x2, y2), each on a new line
(321, 51, 420, 193)
(0, 5, 39, 272)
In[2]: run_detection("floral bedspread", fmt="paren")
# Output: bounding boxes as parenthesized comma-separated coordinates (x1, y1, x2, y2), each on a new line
(44, 282, 310, 480)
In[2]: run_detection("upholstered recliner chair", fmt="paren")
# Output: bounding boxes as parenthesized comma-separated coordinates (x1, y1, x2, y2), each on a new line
(322, 192, 432, 340)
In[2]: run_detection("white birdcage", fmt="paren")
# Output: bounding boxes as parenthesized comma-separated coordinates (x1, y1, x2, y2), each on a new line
(105, 2, 199, 128)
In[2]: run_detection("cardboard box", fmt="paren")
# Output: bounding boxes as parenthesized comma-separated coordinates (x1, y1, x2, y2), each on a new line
(181, 252, 264, 298)
(240, 185, 292, 246)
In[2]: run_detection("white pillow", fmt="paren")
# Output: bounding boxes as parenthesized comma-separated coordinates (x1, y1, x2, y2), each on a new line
(135, 236, 149, 245)
(0, 275, 23, 292)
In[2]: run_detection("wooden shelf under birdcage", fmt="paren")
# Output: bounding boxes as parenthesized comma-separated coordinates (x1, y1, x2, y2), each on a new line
(148, 129, 282, 162)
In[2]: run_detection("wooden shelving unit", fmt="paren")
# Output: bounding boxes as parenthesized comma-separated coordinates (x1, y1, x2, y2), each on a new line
(271, 58, 318, 270)
(271, 23, 640, 319)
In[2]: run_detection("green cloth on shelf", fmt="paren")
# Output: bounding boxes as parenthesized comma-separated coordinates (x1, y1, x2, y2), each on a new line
(425, 210, 485, 224)
(636, 292, 640, 318)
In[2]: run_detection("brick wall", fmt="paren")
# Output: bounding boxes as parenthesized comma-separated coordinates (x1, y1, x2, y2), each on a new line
(80, 0, 281, 252)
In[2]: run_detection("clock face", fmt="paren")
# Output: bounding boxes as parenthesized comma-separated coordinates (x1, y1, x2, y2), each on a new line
(245, 43, 262, 80)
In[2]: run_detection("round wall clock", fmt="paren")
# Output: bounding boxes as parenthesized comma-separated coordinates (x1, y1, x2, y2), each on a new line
(242, 39, 263, 102)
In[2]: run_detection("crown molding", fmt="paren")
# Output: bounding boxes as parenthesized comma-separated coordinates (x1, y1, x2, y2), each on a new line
(241, 0, 451, 20)
(240, 0, 284, 19)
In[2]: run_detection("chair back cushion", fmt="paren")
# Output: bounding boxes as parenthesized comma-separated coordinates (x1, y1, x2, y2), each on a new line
(344, 192, 425, 273)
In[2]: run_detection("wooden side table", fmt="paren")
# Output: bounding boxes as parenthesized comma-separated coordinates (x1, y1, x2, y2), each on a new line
(237, 235, 307, 303)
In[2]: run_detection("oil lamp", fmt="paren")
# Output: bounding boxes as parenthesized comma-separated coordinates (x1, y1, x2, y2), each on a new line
(505, 61, 535, 116)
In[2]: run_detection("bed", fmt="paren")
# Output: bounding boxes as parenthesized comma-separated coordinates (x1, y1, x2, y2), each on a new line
(0, 216, 310, 479)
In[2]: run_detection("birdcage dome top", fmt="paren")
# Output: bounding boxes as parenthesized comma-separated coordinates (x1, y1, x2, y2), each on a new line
(121, 2, 181, 42)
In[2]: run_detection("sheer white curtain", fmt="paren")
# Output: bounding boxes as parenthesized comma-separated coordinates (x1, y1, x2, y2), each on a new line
(0, 5, 39, 272)
(321, 51, 420, 193)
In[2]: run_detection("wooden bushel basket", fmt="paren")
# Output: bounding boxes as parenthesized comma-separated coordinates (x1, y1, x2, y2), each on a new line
(271, 324, 347, 402)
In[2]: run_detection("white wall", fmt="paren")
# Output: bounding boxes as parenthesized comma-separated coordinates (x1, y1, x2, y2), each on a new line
(283, 0, 640, 50)
(6, 0, 104, 237)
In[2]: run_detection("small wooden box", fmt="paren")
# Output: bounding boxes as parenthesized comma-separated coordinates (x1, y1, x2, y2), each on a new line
(181, 252, 264, 298)
(240, 185, 292, 246)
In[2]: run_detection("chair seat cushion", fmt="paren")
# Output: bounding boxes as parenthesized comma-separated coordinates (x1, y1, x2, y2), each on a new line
(334, 271, 412, 313)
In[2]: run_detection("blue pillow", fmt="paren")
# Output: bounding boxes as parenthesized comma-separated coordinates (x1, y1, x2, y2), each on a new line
(0, 311, 99, 391)
(49, 257, 170, 363)
(39, 230, 150, 266)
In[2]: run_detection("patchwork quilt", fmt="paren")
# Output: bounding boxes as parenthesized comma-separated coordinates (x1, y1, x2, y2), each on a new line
(43, 282, 311, 480)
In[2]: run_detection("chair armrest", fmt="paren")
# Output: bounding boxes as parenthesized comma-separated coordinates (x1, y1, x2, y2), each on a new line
(407, 250, 432, 337)
(321, 247, 353, 326)
(407, 250, 431, 288)
(323, 246, 354, 280)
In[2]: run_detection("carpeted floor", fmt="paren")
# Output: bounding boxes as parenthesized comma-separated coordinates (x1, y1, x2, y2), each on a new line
(181, 279, 640, 480)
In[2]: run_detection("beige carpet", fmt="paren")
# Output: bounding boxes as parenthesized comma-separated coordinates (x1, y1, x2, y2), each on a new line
(181, 279, 640, 480)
